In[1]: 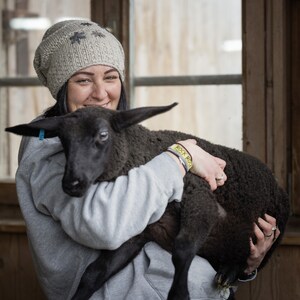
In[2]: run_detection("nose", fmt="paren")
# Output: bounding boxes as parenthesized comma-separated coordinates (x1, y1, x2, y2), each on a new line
(62, 176, 88, 197)
(91, 81, 108, 101)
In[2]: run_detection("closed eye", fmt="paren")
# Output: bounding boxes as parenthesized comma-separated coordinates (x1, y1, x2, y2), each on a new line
(76, 79, 92, 84)
(105, 75, 118, 80)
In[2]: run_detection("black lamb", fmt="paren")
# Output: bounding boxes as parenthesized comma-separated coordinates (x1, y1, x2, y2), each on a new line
(5, 103, 290, 300)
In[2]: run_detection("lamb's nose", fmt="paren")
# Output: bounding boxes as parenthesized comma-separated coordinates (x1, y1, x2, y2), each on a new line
(63, 179, 87, 197)
(71, 180, 80, 187)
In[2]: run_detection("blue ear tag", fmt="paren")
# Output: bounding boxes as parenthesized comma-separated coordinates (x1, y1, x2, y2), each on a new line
(39, 129, 45, 140)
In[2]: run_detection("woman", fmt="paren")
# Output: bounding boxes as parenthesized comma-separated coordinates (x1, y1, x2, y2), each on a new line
(16, 20, 279, 299)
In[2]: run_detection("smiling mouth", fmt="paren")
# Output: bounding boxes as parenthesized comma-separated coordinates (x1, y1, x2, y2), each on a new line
(84, 101, 111, 108)
(100, 101, 111, 107)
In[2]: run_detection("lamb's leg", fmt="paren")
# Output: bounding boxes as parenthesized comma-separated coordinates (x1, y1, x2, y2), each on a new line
(168, 182, 218, 300)
(168, 232, 200, 300)
(208, 216, 253, 287)
(214, 229, 249, 287)
(72, 234, 148, 300)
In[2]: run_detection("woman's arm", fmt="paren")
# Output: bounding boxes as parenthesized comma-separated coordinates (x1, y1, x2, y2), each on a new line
(24, 150, 184, 250)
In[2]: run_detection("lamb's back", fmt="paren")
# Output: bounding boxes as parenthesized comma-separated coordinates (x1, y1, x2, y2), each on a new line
(112, 125, 288, 221)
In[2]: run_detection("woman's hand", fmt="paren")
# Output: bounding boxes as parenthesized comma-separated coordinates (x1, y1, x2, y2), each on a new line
(177, 139, 227, 191)
(244, 214, 280, 274)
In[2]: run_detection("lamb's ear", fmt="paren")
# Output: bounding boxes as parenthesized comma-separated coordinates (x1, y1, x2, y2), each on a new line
(111, 102, 178, 132)
(5, 116, 64, 138)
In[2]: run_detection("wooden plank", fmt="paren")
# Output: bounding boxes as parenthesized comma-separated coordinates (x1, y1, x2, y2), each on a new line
(0, 181, 18, 205)
(0, 233, 46, 300)
(242, 0, 266, 162)
(91, 0, 105, 25)
(91, 0, 130, 97)
(291, 0, 300, 215)
(119, 0, 130, 97)
(272, 0, 288, 189)
(265, 0, 274, 170)
(236, 245, 300, 299)
(0, 219, 26, 233)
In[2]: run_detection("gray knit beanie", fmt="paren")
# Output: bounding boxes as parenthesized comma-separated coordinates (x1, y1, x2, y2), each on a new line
(34, 19, 125, 99)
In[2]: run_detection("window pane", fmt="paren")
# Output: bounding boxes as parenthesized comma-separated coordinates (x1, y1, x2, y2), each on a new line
(133, 0, 241, 77)
(0, 0, 91, 179)
(135, 85, 242, 149)
(133, 0, 242, 150)
(3, 87, 55, 178)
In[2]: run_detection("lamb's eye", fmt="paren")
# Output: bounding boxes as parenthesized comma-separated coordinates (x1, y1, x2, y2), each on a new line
(99, 130, 109, 142)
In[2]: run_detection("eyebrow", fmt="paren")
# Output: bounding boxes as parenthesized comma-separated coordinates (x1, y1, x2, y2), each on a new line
(72, 68, 118, 77)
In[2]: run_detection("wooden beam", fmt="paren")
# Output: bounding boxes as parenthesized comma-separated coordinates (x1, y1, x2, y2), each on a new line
(242, 0, 266, 162)
(0, 219, 25, 233)
(272, 0, 288, 189)
(0, 181, 18, 205)
(91, 0, 130, 99)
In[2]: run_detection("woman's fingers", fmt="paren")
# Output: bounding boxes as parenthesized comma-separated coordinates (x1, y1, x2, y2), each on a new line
(214, 157, 227, 170)
(177, 140, 227, 191)
(245, 215, 280, 274)
(258, 214, 280, 241)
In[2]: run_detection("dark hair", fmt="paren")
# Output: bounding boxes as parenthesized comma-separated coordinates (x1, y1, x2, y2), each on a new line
(44, 80, 128, 118)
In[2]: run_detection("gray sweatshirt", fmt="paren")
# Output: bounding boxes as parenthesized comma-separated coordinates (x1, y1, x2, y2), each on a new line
(16, 135, 229, 300)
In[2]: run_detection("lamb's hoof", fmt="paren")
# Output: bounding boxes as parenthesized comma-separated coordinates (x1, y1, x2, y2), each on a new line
(215, 266, 239, 288)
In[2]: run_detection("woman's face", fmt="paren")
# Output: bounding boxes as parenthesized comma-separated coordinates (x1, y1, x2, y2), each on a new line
(67, 65, 122, 112)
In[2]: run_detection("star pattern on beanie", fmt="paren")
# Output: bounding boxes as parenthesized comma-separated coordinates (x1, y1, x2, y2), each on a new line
(70, 32, 86, 44)
(81, 22, 92, 26)
(92, 30, 106, 38)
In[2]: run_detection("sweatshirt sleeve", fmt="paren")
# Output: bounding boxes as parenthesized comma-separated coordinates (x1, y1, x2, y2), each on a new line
(16, 137, 184, 250)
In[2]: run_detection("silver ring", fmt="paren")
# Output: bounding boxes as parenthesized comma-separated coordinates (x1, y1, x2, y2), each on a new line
(215, 174, 224, 181)
(272, 226, 277, 242)
(265, 232, 273, 238)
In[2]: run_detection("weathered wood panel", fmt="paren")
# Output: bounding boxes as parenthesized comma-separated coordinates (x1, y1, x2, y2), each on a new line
(291, 0, 300, 215)
(236, 245, 300, 300)
(272, 0, 288, 189)
(242, 0, 266, 162)
(0, 232, 46, 300)
(0, 181, 18, 205)
(91, 0, 130, 95)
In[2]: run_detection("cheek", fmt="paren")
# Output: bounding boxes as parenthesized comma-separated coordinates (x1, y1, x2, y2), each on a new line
(67, 85, 90, 112)
(108, 83, 122, 109)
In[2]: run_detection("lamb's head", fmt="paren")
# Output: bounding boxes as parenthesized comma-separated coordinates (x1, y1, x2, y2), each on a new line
(6, 103, 178, 197)
(6, 107, 115, 197)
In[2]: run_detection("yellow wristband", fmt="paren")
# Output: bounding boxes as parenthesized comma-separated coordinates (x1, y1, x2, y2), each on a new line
(168, 143, 193, 172)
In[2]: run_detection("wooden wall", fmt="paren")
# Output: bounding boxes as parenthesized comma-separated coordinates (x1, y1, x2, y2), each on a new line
(236, 234, 300, 299)
(236, 0, 300, 298)
(0, 182, 45, 299)
(0, 231, 46, 300)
